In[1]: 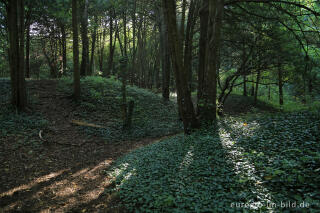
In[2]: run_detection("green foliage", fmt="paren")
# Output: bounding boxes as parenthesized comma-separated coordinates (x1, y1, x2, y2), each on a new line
(107, 112, 320, 212)
(0, 106, 48, 137)
(0, 80, 48, 140)
(58, 77, 182, 142)
(231, 84, 320, 113)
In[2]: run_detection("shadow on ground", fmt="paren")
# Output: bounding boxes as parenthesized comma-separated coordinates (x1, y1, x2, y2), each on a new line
(0, 80, 172, 212)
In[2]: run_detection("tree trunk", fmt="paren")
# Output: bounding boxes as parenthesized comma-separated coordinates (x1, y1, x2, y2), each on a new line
(278, 62, 283, 105)
(180, 0, 186, 38)
(155, 49, 161, 89)
(183, 0, 197, 91)
(308, 78, 313, 94)
(254, 70, 260, 105)
(99, 28, 106, 75)
(115, 21, 124, 57)
(7, 0, 27, 110)
(89, 15, 98, 76)
(108, 11, 114, 77)
(268, 85, 271, 100)
(162, 0, 199, 133)
(25, 23, 30, 78)
(61, 24, 67, 75)
(250, 75, 255, 96)
(121, 8, 130, 129)
(80, 0, 89, 77)
(205, 0, 224, 120)
(160, 5, 171, 101)
(242, 43, 247, 96)
(130, 0, 137, 84)
(243, 75, 247, 96)
(197, 0, 208, 115)
(72, 0, 80, 100)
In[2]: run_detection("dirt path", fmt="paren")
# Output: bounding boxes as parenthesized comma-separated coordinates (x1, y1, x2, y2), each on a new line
(0, 80, 166, 212)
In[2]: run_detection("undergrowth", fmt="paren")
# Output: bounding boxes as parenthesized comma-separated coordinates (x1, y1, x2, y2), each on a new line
(231, 85, 320, 112)
(0, 79, 48, 148)
(107, 111, 320, 212)
(58, 76, 182, 142)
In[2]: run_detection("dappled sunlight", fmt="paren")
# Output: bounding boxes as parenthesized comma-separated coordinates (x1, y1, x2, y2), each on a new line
(219, 125, 273, 210)
(54, 182, 82, 198)
(54, 197, 77, 212)
(0, 169, 67, 198)
(170, 92, 177, 98)
(86, 159, 113, 175)
(112, 162, 130, 177)
(179, 146, 194, 170)
(1, 158, 115, 212)
(82, 175, 111, 202)
(112, 162, 137, 188)
(71, 168, 90, 178)
(222, 118, 261, 137)
(121, 168, 136, 184)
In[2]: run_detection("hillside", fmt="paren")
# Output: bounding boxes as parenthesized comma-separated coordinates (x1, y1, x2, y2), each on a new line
(107, 112, 320, 212)
(0, 77, 181, 212)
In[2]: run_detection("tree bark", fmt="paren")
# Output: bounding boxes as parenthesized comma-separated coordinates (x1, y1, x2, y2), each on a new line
(130, 0, 137, 84)
(183, 0, 197, 90)
(268, 85, 271, 100)
(61, 24, 67, 75)
(242, 42, 247, 96)
(254, 70, 260, 105)
(98, 28, 106, 75)
(162, 0, 199, 133)
(160, 5, 171, 101)
(197, 0, 209, 115)
(7, 0, 27, 110)
(80, 0, 89, 76)
(72, 0, 80, 100)
(108, 11, 115, 77)
(155, 48, 161, 89)
(205, 0, 224, 120)
(121, 8, 129, 129)
(250, 75, 255, 96)
(89, 15, 98, 76)
(25, 23, 30, 78)
(180, 0, 186, 38)
(243, 75, 247, 96)
(278, 62, 283, 105)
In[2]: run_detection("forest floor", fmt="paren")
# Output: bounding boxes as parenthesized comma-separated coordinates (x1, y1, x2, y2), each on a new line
(2, 78, 315, 212)
(0, 79, 175, 212)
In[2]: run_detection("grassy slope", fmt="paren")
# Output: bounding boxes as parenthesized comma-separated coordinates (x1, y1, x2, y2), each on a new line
(58, 76, 182, 142)
(108, 112, 320, 212)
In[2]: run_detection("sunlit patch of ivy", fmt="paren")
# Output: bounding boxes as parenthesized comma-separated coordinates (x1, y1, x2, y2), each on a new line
(107, 111, 320, 212)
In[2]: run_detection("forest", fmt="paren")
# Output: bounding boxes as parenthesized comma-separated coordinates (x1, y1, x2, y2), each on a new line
(0, 0, 320, 212)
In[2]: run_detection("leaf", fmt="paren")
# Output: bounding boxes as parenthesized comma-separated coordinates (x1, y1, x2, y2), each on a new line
(298, 175, 305, 183)
(264, 175, 273, 181)
(274, 169, 284, 176)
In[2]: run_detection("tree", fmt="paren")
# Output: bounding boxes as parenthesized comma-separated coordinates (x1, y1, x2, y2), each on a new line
(72, 0, 80, 100)
(203, 0, 224, 120)
(80, 0, 89, 76)
(159, 5, 171, 101)
(89, 15, 98, 75)
(162, 0, 199, 133)
(6, 0, 27, 110)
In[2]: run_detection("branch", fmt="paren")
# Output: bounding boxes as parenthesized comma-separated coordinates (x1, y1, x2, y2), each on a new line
(226, 0, 320, 16)
(234, 4, 308, 54)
